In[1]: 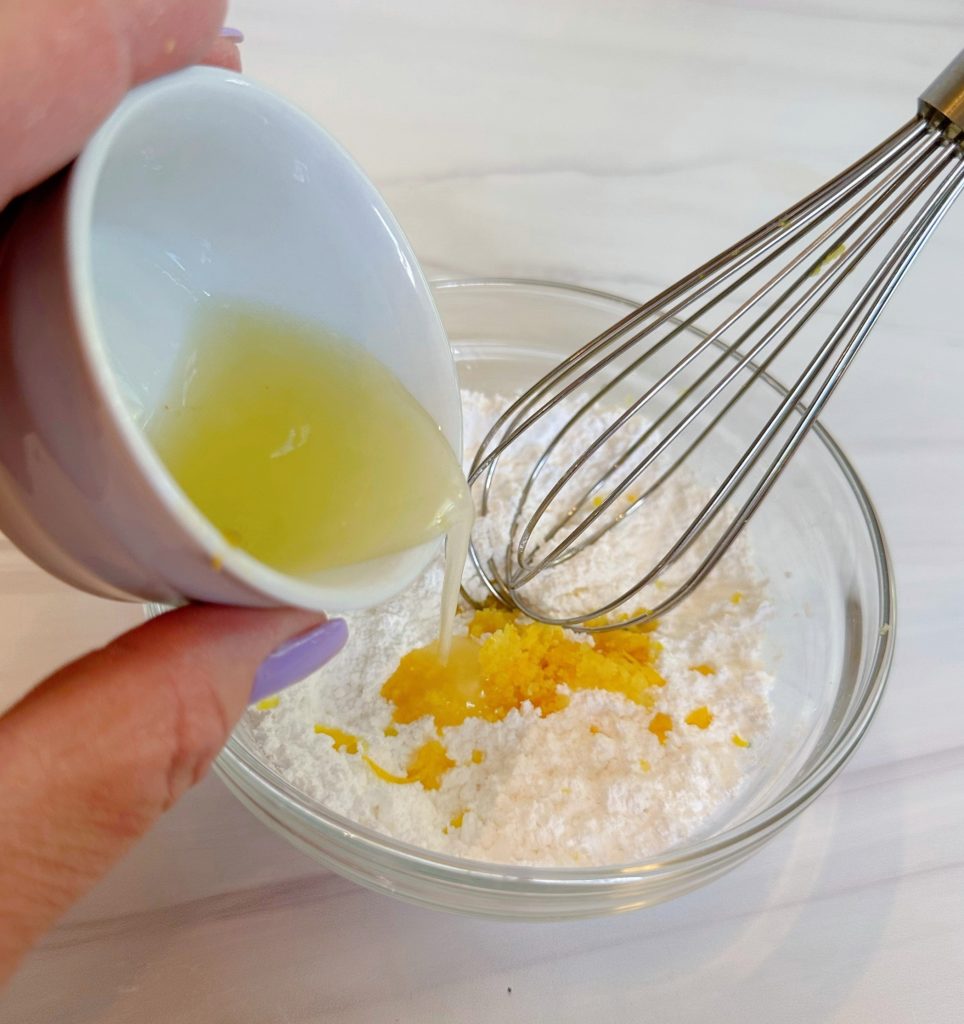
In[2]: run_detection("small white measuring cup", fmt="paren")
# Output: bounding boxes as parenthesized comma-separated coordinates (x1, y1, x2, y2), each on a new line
(0, 66, 461, 612)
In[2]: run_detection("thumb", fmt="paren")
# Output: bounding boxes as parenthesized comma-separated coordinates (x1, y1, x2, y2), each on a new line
(0, 605, 347, 984)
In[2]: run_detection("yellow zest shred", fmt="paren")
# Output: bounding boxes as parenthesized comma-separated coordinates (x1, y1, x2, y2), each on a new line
(685, 706, 714, 729)
(313, 724, 360, 754)
(363, 757, 406, 784)
(255, 695, 280, 711)
(649, 712, 673, 745)
(730, 592, 743, 605)
(468, 605, 518, 638)
(809, 242, 846, 276)
(364, 739, 455, 791)
(470, 749, 485, 764)
(732, 733, 750, 748)
(690, 663, 716, 676)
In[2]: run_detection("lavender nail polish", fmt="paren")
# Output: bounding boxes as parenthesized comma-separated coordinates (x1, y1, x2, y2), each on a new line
(250, 618, 348, 704)
(219, 26, 245, 43)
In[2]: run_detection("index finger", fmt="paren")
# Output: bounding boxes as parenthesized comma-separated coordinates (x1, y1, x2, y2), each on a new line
(0, 0, 230, 207)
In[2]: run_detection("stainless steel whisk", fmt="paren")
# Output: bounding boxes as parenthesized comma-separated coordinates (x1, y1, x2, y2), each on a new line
(465, 50, 964, 631)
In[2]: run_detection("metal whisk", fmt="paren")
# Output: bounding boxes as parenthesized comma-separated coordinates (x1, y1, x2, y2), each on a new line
(465, 49, 964, 631)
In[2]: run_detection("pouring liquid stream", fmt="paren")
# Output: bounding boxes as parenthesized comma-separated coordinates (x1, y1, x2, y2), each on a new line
(436, 509, 473, 661)
(146, 301, 473, 654)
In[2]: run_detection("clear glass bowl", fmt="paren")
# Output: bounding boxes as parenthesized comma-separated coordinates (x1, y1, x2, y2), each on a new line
(210, 278, 895, 920)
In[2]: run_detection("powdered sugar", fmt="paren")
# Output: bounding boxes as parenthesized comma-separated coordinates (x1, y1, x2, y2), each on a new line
(249, 391, 772, 867)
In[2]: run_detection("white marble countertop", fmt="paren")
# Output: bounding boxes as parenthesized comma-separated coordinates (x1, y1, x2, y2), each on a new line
(3, 1, 964, 1020)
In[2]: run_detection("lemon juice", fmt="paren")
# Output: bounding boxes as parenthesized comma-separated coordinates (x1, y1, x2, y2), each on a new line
(147, 303, 472, 653)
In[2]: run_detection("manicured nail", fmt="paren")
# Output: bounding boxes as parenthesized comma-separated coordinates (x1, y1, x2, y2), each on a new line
(250, 618, 348, 704)
(219, 26, 245, 43)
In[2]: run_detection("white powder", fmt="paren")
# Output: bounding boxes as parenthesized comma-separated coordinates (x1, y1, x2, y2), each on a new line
(249, 391, 773, 867)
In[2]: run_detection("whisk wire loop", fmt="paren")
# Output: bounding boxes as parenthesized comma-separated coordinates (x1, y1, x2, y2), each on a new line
(508, 139, 951, 582)
(465, 53, 964, 629)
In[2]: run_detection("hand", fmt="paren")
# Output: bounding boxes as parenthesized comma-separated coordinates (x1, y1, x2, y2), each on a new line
(0, 0, 349, 986)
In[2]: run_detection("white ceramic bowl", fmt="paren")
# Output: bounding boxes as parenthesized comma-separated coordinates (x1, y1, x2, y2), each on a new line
(0, 66, 460, 612)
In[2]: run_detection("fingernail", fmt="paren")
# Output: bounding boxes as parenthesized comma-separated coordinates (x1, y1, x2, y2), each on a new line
(219, 26, 245, 43)
(250, 618, 348, 704)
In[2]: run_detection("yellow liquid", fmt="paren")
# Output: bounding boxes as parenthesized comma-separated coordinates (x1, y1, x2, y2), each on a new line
(147, 303, 473, 641)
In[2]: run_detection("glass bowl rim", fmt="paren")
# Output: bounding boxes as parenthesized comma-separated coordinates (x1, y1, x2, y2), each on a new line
(211, 275, 896, 889)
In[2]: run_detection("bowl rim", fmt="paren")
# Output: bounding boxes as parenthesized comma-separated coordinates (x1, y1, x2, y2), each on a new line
(67, 66, 454, 610)
(214, 275, 896, 887)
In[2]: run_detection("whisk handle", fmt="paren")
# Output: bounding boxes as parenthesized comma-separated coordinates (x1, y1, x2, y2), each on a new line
(919, 48, 964, 136)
